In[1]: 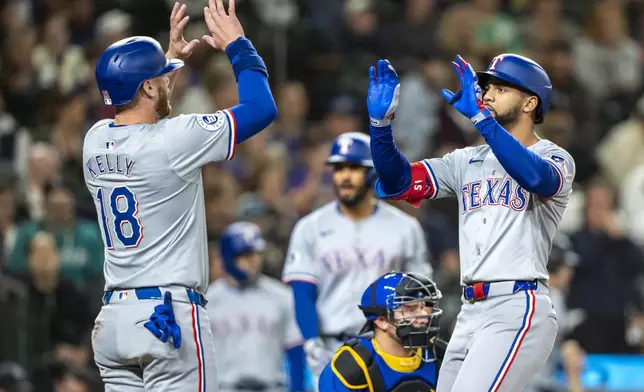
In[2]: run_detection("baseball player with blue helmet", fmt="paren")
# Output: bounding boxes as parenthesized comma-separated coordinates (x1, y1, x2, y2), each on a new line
(281, 131, 432, 389)
(319, 272, 446, 391)
(206, 222, 305, 392)
(87, 1, 277, 391)
(366, 53, 576, 391)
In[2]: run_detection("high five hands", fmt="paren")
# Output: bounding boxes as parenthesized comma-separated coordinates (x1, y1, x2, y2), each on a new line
(203, 0, 245, 50)
(167, 2, 200, 60)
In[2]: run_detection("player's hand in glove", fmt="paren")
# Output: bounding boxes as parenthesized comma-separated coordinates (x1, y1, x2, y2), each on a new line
(441, 55, 493, 125)
(367, 59, 401, 127)
(303, 337, 334, 377)
(144, 291, 182, 349)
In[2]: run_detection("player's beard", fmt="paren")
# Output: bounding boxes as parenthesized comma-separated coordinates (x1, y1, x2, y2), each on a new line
(155, 86, 172, 119)
(494, 102, 522, 127)
(334, 181, 369, 208)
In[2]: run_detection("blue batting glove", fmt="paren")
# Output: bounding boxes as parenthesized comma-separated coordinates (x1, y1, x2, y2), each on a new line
(441, 55, 492, 125)
(144, 291, 182, 349)
(367, 59, 400, 127)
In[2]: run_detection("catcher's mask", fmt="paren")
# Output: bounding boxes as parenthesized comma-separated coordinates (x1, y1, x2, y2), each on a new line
(358, 272, 442, 362)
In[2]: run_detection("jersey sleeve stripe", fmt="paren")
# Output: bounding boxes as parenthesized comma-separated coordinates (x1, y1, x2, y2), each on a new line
(421, 160, 439, 199)
(545, 160, 563, 196)
(223, 109, 237, 160)
(282, 273, 318, 284)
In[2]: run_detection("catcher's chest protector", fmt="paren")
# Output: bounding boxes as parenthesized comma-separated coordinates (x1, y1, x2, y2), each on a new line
(333, 340, 436, 392)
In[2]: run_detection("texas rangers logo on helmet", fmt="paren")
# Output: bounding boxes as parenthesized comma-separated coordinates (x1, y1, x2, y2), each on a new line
(337, 137, 354, 154)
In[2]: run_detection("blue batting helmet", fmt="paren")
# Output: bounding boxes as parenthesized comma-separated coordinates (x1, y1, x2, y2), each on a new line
(326, 132, 376, 185)
(476, 54, 552, 124)
(219, 221, 266, 282)
(95, 36, 184, 106)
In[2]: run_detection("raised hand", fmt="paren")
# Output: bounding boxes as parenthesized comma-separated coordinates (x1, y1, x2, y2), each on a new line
(441, 55, 491, 124)
(167, 2, 200, 60)
(367, 59, 401, 127)
(202, 0, 245, 50)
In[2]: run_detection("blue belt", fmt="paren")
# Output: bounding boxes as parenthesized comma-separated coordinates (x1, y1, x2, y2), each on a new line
(103, 287, 207, 307)
(462, 280, 538, 302)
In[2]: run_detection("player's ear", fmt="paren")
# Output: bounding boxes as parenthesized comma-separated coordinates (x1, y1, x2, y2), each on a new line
(523, 95, 539, 114)
(141, 79, 157, 100)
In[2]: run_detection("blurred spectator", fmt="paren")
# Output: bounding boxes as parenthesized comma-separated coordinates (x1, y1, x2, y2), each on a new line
(18, 232, 93, 373)
(0, 274, 28, 367)
(32, 12, 91, 96)
(23, 143, 59, 221)
(520, 0, 577, 54)
(621, 163, 644, 247)
(271, 80, 310, 151)
(567, 178, 644, 354)
(0, 94, 31, 182)
(94, 10, 132, 51)
(572, 0, 642, 130)
(439, 0, 520, 58)
(0, 362, 31, 392)
(67, 0, 95, 47)
(1, 25, 40, 129)
(0, 178, 20, 265)
(597, 95, 644, 190)
(7, 184, 103, 293)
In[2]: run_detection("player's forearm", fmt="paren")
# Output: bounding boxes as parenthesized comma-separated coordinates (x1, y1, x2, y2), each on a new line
(289, 281, 320, 339)
(369, 124, 411, 197)
(226, 37, 278, 143)
(285, 345, 306, 391)
(475, 117, 560, 197)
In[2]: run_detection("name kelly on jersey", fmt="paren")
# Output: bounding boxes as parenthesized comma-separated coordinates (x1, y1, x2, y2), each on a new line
(86, 153, 135, 179)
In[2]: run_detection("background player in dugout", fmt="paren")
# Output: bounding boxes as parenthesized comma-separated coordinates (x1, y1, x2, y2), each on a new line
(87, 0, 277, 390)
(366, 53, 576, 392)
(206, 222, 305, 392)
(319, 272, 446, 392)
(281, 132, 432, 389)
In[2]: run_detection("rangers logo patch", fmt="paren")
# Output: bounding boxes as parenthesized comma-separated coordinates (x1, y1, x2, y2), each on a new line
(197, 113, 226, 132)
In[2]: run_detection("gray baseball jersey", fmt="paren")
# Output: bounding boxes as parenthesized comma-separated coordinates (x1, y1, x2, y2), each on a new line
(206, 276, 303, 388)
(419, 140, 575, 284)
(83, 111, 236, 292)
(282, 201, 432, 336)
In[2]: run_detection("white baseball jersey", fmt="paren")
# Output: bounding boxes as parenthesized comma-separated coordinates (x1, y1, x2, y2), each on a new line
(206, 276, 303, 385)
(282, 201, 432, 336)
(83, 111, 237, 291)
(419, 139, 575, 284)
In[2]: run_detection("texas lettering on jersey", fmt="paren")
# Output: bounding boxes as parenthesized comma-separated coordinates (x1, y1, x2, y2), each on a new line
(461, 177, 529, 214)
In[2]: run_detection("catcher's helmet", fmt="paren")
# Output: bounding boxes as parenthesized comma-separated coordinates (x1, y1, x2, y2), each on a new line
(326, 132, 376, 185)
(358, 272, 442, 362)
(95, 36, 184, 106)
(477, 54, 552, 124)
(219, 221, 266, 283)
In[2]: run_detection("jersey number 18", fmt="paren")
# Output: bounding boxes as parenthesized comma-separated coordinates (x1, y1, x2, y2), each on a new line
(96, 186, 143, 249)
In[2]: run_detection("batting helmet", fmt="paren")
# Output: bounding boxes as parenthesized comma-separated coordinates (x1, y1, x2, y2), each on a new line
(477, 54, 552, 124)
(219, 221, 266, 283)
(95, 36, 184, 106)
(326, 132, 376, 185)
(359, 272, 442, 361)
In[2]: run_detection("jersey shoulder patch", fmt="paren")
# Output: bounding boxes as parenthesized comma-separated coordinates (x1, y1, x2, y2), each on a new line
(196, 112, 226, 132)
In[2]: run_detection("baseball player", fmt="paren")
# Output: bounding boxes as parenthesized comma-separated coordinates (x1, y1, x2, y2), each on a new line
(319, 271, 446, 392)
(366, 54, 576, 392)
(206, 222, 305, 392)
(281, 131, 432, 387)
(86, 1, 277, 390)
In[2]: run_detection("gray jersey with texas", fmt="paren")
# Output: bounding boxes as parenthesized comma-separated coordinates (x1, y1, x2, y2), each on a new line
(83, 110, 236, 291)
(420, 139, 575, 284)
(282, 201, 432, 336)
(206, 276, 303, 387)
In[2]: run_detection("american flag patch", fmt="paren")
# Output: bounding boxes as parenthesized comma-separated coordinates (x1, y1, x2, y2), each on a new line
(106, 141, 115, 149)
